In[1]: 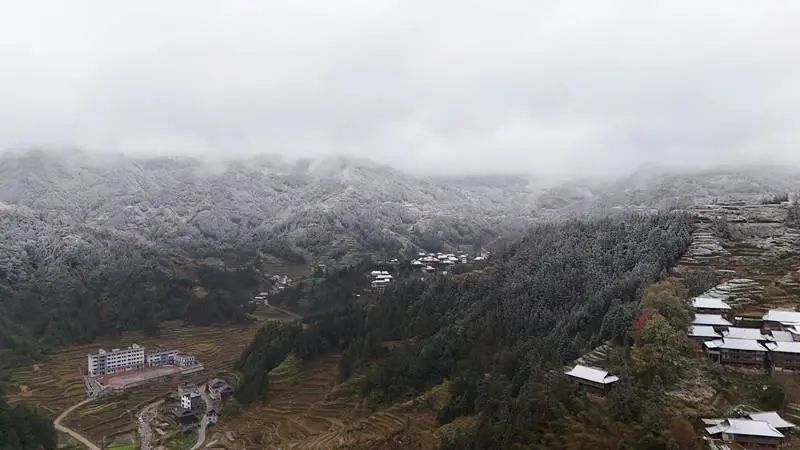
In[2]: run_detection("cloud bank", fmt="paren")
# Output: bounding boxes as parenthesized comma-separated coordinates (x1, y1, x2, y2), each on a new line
(1, 1, 799, 175)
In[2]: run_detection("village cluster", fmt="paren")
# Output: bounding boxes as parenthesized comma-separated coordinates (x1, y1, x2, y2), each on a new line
(564, 297, 800, 449)
(687, 297, 800, 449)
(410, 250, 487, 274)
(688, 299, 800, 372)
(250, 274, 293, 304)
(171, 378, 233, 430)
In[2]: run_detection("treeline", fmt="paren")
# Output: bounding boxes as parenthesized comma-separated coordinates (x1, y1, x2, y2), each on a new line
(0, 238, 261, 368)
(0, 391, 55, 450)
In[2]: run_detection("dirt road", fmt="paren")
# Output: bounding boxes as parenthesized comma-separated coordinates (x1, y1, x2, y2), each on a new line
(54, 398, 100, 450)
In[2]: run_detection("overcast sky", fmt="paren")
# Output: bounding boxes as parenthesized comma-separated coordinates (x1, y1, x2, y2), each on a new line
(1, 1, 799, 176)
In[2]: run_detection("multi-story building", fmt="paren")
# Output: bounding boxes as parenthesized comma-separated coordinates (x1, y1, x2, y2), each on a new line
(178, 385, 203, 410)
(147, 349, 179, 366)
(87, 344, 145, 376)
(174, 353, 198, 367)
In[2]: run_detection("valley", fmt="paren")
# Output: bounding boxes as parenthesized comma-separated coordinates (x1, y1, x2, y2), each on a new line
(4, 321, 263, 449)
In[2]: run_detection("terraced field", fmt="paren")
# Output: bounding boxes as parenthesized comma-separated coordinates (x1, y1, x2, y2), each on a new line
(215, 353, 440, 449)
(5, 321, 262, 447)
(675, 203, 800, 317)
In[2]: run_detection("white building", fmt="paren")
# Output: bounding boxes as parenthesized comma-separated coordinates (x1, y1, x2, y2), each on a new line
(179, 386, 202, 410)
(174, 354, 198, 367)
(147, 349, 178, 366)
(87, 344, 145, 377)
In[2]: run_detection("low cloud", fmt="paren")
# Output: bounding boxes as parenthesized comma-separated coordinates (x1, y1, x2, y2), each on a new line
(1, 1, 799, 175)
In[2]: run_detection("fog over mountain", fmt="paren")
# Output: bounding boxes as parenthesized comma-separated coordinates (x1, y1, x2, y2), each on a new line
(2, 1, 800, 176)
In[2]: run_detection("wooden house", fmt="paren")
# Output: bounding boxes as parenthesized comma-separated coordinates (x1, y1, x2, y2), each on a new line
(704, 339, 768, 369)
(692, 297, 732, 315)
(704, 418, 785, 449)
(766, 341, 800, 372)
(565, 364, 619, 396)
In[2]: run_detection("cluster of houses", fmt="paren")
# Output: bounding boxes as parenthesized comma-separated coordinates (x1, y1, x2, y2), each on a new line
(410, 251, 486, 274)
(703, 412, 795, 449)
(688, 297, 800, 448)
(563, 293, 800, 449)
(173, 378, 233, 429)
(687, 297, 800, 372)
(251, 274, 293, 304)
(369, 270, 393, 290)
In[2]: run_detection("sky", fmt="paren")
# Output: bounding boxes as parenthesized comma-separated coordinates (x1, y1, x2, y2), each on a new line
(1, 1, 799, 176)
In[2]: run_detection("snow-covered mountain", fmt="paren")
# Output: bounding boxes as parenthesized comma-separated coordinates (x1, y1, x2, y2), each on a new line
(1, 150, 797, 288)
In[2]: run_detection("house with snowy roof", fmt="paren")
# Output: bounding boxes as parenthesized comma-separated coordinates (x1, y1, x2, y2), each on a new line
(704, 418, 784, 449)
(565, 364, 619, 396)
(763, 310, 800, 332)
(722, 327, 774, 342)
(765, 341, 800, 372)
(692, 297, 732, 315)
(747, 412, 796, 433)
(693, 313, 733, 329)
(704, 339, 768, 369)
(687, 325, 721, 342)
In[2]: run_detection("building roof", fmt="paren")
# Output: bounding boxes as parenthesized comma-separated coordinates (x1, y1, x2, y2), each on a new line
(723, 327, 772, 341)
(688, 325, 721, 338)
(765, 341, 800, 354)
(693, 314, 733, 327)
(763, 309, 800, 325)
(704, 339, 767, 352)
(748, 412, 796, 429)
(565, 365, 619, 385)
(771, 331, 795, 342)
(705, 418, 784, 438)
(693, 297, 731, 310)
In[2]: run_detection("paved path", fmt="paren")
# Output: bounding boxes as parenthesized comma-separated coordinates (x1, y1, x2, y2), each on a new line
(54, 398, 101, 450)
(190, 383, 213, 450)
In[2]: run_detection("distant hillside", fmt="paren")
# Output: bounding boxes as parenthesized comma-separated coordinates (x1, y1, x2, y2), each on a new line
(0, 150, 797, 356)
(0, 150, 547, 281)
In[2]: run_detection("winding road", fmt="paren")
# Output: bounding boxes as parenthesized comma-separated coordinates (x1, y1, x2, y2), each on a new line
(54, 398, 101, 450)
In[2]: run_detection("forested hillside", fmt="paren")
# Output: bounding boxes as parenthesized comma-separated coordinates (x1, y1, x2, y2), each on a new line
(0, 391, 55, 450)
(235, 213, 692, 448)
